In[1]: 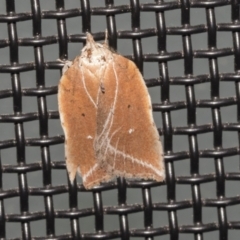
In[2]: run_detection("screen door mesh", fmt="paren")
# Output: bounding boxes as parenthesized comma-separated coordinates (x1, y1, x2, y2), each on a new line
(0, 0, 240, 239)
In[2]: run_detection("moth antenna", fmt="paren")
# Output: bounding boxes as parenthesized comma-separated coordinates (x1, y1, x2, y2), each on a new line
(85, 32, 98, 51)
(86, 32, 94, 43)
(104, 29, 109, 46)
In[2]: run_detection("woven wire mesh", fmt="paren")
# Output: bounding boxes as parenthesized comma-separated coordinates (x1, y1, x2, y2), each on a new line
(0, 0, 240, 239)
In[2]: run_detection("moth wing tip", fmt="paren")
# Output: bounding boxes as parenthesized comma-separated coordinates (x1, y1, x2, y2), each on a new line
(66, 161, 78, 183)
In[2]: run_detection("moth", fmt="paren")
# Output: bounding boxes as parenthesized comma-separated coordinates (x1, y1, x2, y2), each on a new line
(58, 33, 165, 189)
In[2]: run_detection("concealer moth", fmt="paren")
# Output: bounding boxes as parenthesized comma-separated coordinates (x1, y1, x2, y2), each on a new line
(58, 32, 165, 189)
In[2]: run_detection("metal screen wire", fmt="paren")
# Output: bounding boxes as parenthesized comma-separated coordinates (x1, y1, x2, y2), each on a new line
(0, 0, 240, 239)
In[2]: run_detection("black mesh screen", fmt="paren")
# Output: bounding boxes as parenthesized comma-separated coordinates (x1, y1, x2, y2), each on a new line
(0, 0, 240, 239)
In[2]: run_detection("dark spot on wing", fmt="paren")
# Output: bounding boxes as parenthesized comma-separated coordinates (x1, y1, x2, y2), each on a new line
(82, 113, 85, 117)
(101, 83, 105, 93)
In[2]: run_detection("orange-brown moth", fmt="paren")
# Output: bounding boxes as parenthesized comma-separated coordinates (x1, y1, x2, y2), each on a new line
(58, 33, 165, 189)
